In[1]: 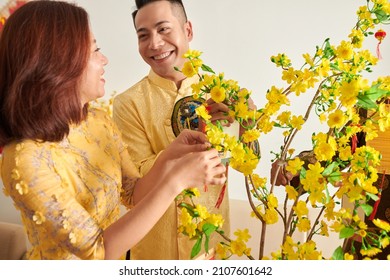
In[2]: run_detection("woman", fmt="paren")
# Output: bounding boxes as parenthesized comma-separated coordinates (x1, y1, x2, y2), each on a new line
(0, 1, 226, 260)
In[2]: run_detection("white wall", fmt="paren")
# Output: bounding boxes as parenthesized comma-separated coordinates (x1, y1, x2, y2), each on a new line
(1, 0, 389, 224)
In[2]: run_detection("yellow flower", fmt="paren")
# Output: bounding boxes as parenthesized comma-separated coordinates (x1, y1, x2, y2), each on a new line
(242, 129, 260, 143)
(210, 85, 226, 103)
(277, 111, 291, 126)
(184, 49, 202, 58)
(180, 208, 193, 226)
(294, 201, 309, 218)
(282, 67, 297, 84)
(216, 243, 229, 259)
(262, 208, 278, 224)
(327, 109, 346, 129)
(314, 142, 335, 162)
(302, 53, 315, 67)
(286, 157, 304, 176)
(230, 240, 248, 257)
(195, 204, 210, 220)
(285, 185, 298, 200)
(360, 247, 382, 257)
(267, 194, 279, 208)
(344, 253, 354, 260)
(182, 61, 197, 77)
(320, 221, 329, 236)
(234, 229, 251, 242)
(196, 105, 211, 122)
(335, 40, 354, 60)
(290, 115, 305, 130)
(373, 219, 390, 231)
(296, 218, 311, 232)
(206, 214, 224, 228)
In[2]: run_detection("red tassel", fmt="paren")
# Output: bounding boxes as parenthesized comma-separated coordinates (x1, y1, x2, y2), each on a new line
(215, 162, 229, 208)
(375, 29, 386, 60)
(376, 41, 383, 60)
(369, 171, 386, 220)
(351, 134, 358, 154)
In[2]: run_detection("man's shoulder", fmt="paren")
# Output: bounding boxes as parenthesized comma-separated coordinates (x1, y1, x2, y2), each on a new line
(115, 75, 150, 101)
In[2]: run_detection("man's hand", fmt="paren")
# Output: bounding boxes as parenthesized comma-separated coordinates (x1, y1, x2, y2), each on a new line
(270, 159, 295, 186)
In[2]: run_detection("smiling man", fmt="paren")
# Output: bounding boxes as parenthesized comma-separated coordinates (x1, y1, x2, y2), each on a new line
(112, 0, 231, 260)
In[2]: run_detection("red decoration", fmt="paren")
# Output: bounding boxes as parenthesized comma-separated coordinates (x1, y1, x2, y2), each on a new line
(375, 29, 387, 60)
(369, 171, 386, 220)
(215, 162, 229, 209)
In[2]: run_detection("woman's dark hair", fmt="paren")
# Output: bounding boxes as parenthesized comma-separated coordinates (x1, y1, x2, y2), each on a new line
(132, 0, 188, 24)
(0, 0, 91, 146)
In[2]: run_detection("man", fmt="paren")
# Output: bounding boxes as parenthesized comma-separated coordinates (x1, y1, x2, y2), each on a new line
(113, 0, 232, 260)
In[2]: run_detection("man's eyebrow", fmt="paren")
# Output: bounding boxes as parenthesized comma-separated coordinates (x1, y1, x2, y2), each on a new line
(136, 20, 170, 33)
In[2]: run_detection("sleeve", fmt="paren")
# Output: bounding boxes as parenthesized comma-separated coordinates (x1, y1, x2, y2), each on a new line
(112, 93, 163, 176)
(109, 115, 142, 209)
(2, 144, 106, 260)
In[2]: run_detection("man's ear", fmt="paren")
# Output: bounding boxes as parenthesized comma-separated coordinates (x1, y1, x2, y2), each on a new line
(185, 20, 193, 42)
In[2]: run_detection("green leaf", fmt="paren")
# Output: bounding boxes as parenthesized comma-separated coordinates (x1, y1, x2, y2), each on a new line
(322, 162, 338, 177)
(357, 95, 379, 110)
(360, 203, 373, 217)
(323, 39, 333, 59)
(366, 192, 379, 201)
(331, 246, 344, 260)
(357, 84, 390, 109)
(328, 171, 342, 185)
(190, 236, 203, 259)
(201, 64, 215, 74)
(202, 223, 217, 236)
(339, 227, 355, 239)
(178, 202, 196, 217)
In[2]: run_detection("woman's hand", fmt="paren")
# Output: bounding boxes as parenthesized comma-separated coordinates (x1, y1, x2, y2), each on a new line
(162, 129, 211, 161)
(168, 148, 226, 189)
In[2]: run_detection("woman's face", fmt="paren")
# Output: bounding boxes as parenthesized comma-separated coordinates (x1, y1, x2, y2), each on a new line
(79, 32, 108, 105)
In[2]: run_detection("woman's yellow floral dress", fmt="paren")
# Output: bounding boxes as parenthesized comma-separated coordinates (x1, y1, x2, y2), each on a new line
(1, 108, 140, 259)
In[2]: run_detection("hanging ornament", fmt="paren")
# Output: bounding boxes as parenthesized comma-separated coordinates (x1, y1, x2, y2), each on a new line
(375, 29, 387, 60)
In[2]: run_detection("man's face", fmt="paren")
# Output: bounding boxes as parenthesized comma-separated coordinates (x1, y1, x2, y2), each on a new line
(134, 1, 193, 81)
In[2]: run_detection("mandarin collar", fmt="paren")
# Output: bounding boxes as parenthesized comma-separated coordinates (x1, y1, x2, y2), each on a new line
(148, 69, 199, 93)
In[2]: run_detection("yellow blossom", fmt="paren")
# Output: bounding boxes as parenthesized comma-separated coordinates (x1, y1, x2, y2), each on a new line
(242, 129, 260, 143)
(234, 229, 251, 242)
(373, 219, 390, 231)
(285, 185, 298, 200)
(262, 208, 278, 224)
(327, 109, 346, 129)
(294, 201, 309, 218)
(216, 243, 229, 259)
(196, 105, 211, 122)
(206, 214, 224, 228)
(182, 61, 197, 77)
(195, 204, 210, 220)
(290, 115, 305, 130)
(335, 40, 354, 60)
(267, 194, 279, 208)
(286, 157, 304, 176)
(210, 85, 226, 103)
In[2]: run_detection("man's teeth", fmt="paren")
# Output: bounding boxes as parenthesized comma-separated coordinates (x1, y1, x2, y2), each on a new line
(154, 52, 170, 60)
